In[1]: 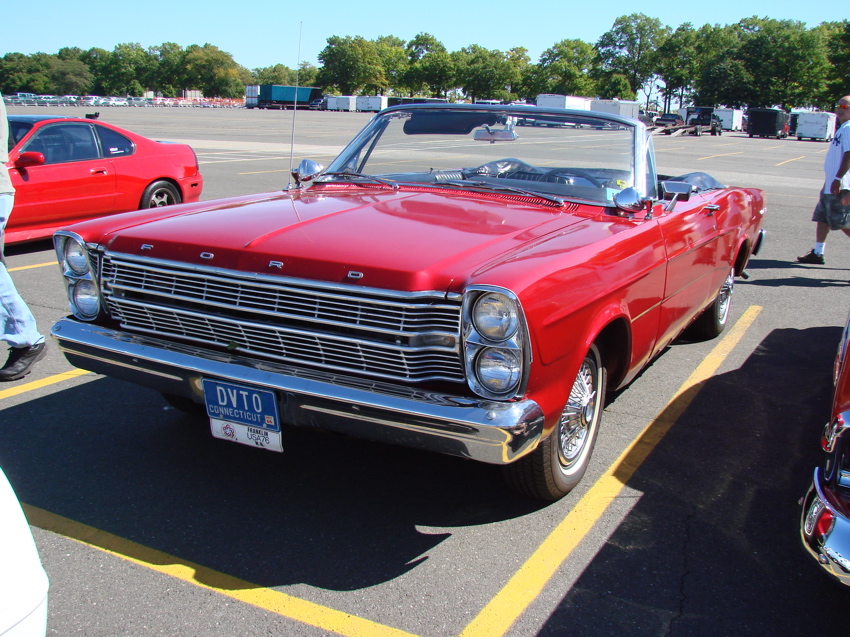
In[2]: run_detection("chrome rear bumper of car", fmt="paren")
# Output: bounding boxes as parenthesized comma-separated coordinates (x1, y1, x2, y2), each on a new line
(800, 468, 850, 586)
(51, 319, 545, 465)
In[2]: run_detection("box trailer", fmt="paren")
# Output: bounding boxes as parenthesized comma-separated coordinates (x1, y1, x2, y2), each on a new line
(356, 95, 388, 112)
(747, 108, 789, 138)
(329, 96, 357, 112)
(535, 94, 591, 110)
(244, 85, 260, 109)
(795, 112, 837, 141)
(590, 99, 640, 119)
(257, 85, 323, 109)
(714, 108, 744, 131)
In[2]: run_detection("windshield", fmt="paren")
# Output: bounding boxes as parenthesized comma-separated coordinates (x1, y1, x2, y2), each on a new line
(320, 105, 650, 205)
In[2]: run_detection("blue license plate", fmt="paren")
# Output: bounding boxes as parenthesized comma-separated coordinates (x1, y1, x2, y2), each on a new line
(202, 379, 280, 432)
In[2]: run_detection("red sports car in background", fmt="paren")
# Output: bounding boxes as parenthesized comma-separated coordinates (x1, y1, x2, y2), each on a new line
(4, 115, 203, 244)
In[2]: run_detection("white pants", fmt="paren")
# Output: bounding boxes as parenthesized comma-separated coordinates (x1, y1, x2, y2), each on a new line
(0, 193, 43, 348)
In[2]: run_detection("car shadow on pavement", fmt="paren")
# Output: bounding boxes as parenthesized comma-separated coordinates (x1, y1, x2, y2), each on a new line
(536, 325, 847, 637)
(0, 376, 543, 592)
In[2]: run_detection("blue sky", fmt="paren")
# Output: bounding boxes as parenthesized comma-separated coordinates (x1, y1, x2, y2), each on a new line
(2, 0, 847, 71)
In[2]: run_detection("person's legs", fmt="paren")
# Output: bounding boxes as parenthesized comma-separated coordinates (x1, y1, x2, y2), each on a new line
(0, 193, 46, 380)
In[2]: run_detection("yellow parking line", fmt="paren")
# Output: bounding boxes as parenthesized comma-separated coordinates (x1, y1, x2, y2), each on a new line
(24, 505, 418, 637)
(697, 151, 744, 160)
(16, 307, 761, 636)
(459, 305, 762, 637)
(776, 156, 806, 166)
(8, 261, 57, 272)
(0, 368, 91, 400)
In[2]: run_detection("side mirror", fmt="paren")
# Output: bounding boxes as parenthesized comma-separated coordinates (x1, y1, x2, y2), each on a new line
(613, 187, 646, 213)
(661, 180, 694, 211)
(291, 159, 324, 186)
(14, 151, 45, 168)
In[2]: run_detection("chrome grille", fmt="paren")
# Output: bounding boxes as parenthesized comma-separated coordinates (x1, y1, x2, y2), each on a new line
(98, 253, 465, 383)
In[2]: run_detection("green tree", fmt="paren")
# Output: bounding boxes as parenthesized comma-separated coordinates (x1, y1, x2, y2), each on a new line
(183, 43, 244, 97)
(734, 17, 829, 108)
(147, 43, 186, 97)
(596, 14, 665, 98)
(316, 36, 385, 94)
(821, 21, 850, 106)
(453, 45, 521, 102)
(252, 64, 295, 85)
(528, 39, 598, 98)
(99, 43, 153, 96)
(655, 24, 697, 112)
(417, 50, 455, 97)
(596, 73, 635, 100)
(373, 36, 408, 94)
(48, 58, 93, 95)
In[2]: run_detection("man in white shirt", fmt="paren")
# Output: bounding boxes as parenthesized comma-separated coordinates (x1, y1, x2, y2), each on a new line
(797, 95, 850, 265)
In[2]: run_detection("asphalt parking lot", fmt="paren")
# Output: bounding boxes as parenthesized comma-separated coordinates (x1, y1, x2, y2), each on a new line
(2, 106, 849, 636)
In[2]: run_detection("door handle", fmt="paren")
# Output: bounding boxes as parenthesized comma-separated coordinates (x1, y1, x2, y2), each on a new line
(90, 168, 108, 175)
(704, 204, 720, 216)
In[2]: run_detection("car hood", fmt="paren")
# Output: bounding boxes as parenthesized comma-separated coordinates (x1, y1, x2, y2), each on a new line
(97, 186, 598, 292)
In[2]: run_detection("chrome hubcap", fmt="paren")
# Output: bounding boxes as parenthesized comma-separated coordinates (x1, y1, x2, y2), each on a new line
(717, 271, 734, 322)
(559, 358, 597, 467)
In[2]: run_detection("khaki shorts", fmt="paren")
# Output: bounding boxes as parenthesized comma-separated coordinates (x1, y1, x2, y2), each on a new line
(812, 192, 850, 230)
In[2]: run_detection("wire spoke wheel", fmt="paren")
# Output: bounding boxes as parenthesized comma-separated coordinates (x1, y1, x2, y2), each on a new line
(502, 343, 606, 501)
(558, 357, 599, 469)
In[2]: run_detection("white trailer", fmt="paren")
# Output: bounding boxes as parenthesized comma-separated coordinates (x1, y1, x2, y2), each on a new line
(714, 108, 744, 131)
(590, 99, 640, 119)
(356, 95, 388, 112)
(328, 96, 356, 112)
(535, 94, 591, 110)
(796, 112, 837, 141)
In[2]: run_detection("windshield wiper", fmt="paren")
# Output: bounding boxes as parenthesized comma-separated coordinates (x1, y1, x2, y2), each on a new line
(315, 172, 399, 190)
(441, 180, 564, 207)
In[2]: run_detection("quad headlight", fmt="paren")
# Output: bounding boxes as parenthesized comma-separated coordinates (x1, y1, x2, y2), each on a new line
(471, 292, 519, 342)
(63, 239, 89, 275)
(463, 287, 529, 399)
(54, 231, 101, 321)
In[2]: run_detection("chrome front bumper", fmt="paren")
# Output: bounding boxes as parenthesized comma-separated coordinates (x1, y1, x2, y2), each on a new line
(51, 319, 545, 465)
(800, 468, 850, 586)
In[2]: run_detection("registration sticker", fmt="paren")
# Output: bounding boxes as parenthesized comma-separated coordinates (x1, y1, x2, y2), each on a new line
(203, 379, 282, 452)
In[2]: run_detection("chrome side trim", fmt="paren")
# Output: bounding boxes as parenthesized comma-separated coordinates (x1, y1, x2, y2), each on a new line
(51, 319, 545, 465)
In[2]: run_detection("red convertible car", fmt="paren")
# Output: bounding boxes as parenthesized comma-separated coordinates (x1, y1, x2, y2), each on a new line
(4, 115, 203, 244)
(49, 104, 766, 500)
(801, 311, 850, 585)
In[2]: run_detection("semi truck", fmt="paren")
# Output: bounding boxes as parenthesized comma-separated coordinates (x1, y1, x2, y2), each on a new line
(251, 85, 323, 109)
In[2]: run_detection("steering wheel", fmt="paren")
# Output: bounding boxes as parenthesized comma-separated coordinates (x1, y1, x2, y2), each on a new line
(541, 168, 604, 188)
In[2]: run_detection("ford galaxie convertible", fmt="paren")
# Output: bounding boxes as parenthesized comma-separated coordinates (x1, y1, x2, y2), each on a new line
(50, 104, 766, 500)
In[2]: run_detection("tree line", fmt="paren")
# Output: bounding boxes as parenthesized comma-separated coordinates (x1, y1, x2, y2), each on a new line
(2, 15, 848, 111)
